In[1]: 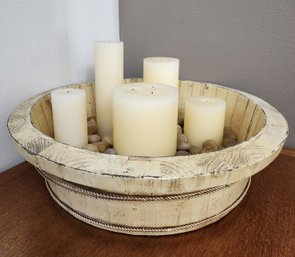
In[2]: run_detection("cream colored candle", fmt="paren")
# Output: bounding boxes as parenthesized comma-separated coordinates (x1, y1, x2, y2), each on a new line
(184, 96, 226, 148)
(95, 41, 124, 137)
(113, 83, 178, 157)
(51, 88, 88, 147)
(143, 57, 179, 88)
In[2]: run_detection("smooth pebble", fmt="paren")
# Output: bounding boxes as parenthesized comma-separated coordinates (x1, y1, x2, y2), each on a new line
(189, 145, 201, 154)
(88, 134, 101, 143)
(102, 136, 113, 147)
(82, 144, 99, 152)
(202, 140, 218, 149)
(177, 134, 190, 151)
(104, 148, 116, 155)
(222, 137, 238, 148)
(176, 150, 190, 156)
(201, 139, 218, 153)
(223, 127, 237, 140)
(93, 141, 109, 152)
(87, 118, 97, 135)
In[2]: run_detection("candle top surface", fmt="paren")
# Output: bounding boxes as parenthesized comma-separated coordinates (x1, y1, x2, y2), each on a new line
(144, 57, 179, 63)
(51, 88, 85, 96)
(113, 83, 178, 102)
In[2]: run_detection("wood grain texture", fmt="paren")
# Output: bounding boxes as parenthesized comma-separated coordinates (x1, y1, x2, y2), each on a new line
(7, 80, 289, 196)
(1, 152, 294, 257)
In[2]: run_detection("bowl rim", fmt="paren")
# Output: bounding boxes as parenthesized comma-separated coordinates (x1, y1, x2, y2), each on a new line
(7, 79, 288, 195)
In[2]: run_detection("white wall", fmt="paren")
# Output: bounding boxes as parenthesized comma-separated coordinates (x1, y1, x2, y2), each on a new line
(0, 0, 119, 172)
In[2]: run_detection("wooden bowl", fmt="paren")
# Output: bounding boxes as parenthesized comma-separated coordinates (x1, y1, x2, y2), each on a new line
(7, 79, 288, 235)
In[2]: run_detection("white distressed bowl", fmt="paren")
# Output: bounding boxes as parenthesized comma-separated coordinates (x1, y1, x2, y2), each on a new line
(7, 79, 288, 235)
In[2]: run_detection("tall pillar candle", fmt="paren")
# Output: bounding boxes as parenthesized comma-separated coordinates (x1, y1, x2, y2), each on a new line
(95, 41, 124, 137)
(51, 88, 88, 147)
(143, 57, 179, 88)
(184, 96, 226, 148)
(113, 83, 178, 157)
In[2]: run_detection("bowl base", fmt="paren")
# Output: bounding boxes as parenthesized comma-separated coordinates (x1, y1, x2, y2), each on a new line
(38, 168, 251, 236)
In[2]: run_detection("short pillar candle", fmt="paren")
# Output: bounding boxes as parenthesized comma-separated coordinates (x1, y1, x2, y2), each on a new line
(95, 41, 124, 137)
(113, 83, 178, 157)
(51, 88, 88, 147)
(184, 96, 226, 148)
(143, 57, 179, 88)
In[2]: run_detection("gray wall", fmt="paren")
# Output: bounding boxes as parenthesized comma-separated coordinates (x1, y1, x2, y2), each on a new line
(120, 0, 295, 147)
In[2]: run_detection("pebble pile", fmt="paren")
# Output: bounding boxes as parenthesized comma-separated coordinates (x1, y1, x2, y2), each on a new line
(82, 118, 238, 156)
(82, 117, 116, 155)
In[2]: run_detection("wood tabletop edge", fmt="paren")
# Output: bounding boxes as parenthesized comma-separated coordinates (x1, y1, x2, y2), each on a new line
(0, 161, 33, 186)
(280, 147, 295, 158)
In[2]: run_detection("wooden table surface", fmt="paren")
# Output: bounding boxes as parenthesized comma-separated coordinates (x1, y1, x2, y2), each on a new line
(1, 150, 294, 257)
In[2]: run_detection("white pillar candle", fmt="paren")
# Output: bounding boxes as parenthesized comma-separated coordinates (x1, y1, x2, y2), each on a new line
(95, 41, 124, 137)
(51, 88, 88, 147)
(184, 96, 226, 148)
(113, 83, 178, 157)
(143, 57, 179, 88)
